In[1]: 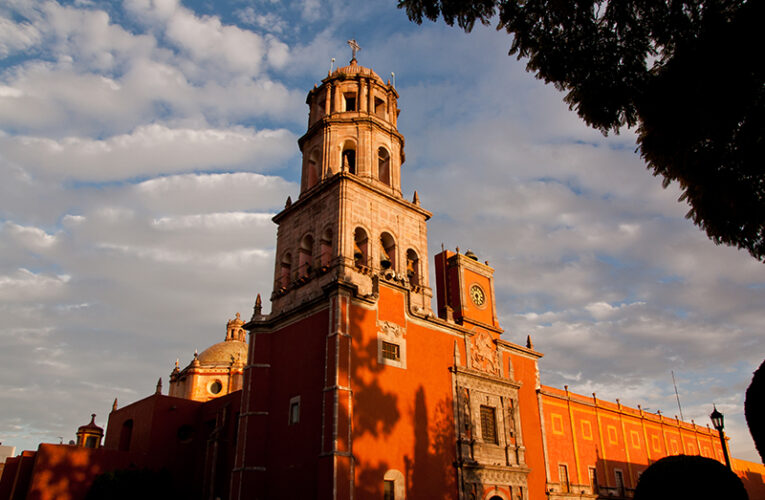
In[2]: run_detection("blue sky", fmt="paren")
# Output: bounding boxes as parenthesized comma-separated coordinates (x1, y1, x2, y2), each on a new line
(0, 0, 763, 462)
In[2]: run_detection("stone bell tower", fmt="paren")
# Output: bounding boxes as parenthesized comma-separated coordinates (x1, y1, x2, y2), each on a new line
(268, 48, 433, 316)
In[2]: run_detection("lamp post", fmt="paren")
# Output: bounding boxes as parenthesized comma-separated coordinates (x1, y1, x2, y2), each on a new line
(710, 405, 732, 470)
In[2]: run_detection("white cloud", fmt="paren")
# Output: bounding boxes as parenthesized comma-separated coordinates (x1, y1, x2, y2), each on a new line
(0, 124, 296, 181)
(0, 16, 41, 57)
(0, 268, 70, 302)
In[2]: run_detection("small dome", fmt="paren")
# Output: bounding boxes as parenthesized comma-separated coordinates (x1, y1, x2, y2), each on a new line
(78, 414, 103, 433)
(197, 340, 247, 366)
(328, 59, 384, 85)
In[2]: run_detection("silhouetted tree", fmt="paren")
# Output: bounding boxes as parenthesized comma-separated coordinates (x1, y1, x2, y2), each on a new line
(399, 0, 765, 261)
(633, 455, 748, 500)
(745, 358, 765, 463)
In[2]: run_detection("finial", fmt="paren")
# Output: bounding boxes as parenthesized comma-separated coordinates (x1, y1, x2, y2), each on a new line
(90, 413, 97, 424)
(412, 190, 420, 205)
(391, 72, 396, 88)
(526, 335, 533, 349)
(175, 358, 179, 368)
(330, 57, 335, 73)
(285, 196, 292, 208)
(194, 349, 198, 358)
(155, 377, 162, 395)
(347, 39, 360, 62)
(112, 398, 118, 412)
(456, 246, 460, 253)
(235, 312, 241, 321)
(251, 293, 263, 320)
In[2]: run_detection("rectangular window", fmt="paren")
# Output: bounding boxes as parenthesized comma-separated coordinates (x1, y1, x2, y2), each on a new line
(480, 405, 498, 444)
(383, 479, 395, 500)
(559, 464, 570, 493)
(381, 341, 400, 361)
(344, 93, 356, 111)
(288, 396, 300, 425)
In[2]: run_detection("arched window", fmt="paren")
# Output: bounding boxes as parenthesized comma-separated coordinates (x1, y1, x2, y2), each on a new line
(306, 149, 320, 189)
(406, 249, 419, 286)
(280, 253, 292, 289)
(118, 419, 133, 451)
(320, 228, 333, 268)
(380, 232, 396, 271)
(378, 147, 390, 186)
(354, 227, 368, 268)
(299, 234, 314, 277)
(342, 141, 356, 174)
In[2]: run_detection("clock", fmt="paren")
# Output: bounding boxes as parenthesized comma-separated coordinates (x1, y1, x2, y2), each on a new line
(469, 284, 485, 306)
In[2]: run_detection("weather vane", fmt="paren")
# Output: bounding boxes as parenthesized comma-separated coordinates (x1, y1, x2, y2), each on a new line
(347, 39, 360, 61)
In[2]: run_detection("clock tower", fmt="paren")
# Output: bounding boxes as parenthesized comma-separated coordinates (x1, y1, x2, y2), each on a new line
(435, 248, 502, 335)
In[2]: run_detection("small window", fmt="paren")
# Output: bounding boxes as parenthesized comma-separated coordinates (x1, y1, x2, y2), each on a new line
(559, 464, 570, 493)
(589, 466, 598, 492)
(344, 93, 356, 111)
(209, 380, 222, 395)
(381, 341, 400, 361)
(288, 396, 301, 425)
(85, 436, 98, 448)
(480, 405, 498, 444)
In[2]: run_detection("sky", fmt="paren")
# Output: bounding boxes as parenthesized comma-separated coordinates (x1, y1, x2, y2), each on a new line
(0, 0, 762, 462)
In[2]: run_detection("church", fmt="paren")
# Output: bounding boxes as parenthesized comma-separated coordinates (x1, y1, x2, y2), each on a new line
(1, 52, 763, 500)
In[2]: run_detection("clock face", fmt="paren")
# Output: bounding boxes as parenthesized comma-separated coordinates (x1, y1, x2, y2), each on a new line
(469, 284, 486, 306)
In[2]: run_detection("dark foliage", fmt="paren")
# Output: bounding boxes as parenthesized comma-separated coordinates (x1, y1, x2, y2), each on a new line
(85, 467, 174, 500)
(633, 454, 748, 500)
(399, 0, 765, 261)
(745, 359, 765, 463)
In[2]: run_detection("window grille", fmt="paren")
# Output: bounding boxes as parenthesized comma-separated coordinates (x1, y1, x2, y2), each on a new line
(382, 341, 400, 361)
(480, 405, 498, 444)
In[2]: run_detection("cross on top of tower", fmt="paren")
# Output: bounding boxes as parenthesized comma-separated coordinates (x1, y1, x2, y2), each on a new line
(347, 39, 360, 61)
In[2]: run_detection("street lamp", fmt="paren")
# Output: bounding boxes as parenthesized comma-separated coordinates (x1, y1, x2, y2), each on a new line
(710, 405, 732, 470)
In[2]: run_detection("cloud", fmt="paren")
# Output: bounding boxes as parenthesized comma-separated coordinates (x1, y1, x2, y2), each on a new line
(0, 124, 297, 181)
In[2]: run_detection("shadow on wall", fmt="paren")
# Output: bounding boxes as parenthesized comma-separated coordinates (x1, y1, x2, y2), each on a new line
(350, 318, 456, 499)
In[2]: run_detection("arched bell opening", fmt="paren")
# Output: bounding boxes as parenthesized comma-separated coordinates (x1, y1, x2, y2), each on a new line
(378, 147, 391, 186)
(380, 232, 396, 271)
(406, 249, 419, 286)
(306, 148, 320, 189)
(298, 234, 314, 278)
(279, 252, 292, 289)
(320, 227, 333, 268)
(341, 140, 356, 174)
(354, 227, 368, 268)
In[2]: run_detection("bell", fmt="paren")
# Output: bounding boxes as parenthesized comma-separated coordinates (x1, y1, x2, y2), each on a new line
(380, 255, 392, 269)
(354, 241, 364, 261)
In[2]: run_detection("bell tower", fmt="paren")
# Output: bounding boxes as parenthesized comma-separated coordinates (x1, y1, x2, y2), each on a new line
(268, 47, 433, 316)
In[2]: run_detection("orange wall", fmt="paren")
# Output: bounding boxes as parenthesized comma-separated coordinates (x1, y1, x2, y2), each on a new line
(540, 386, 730, 495)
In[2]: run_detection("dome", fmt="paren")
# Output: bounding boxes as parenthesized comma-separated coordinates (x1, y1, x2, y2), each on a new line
(328, 58, 384, 85)
(78, 414, 103, 433)
(196, 339, 247, 366)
